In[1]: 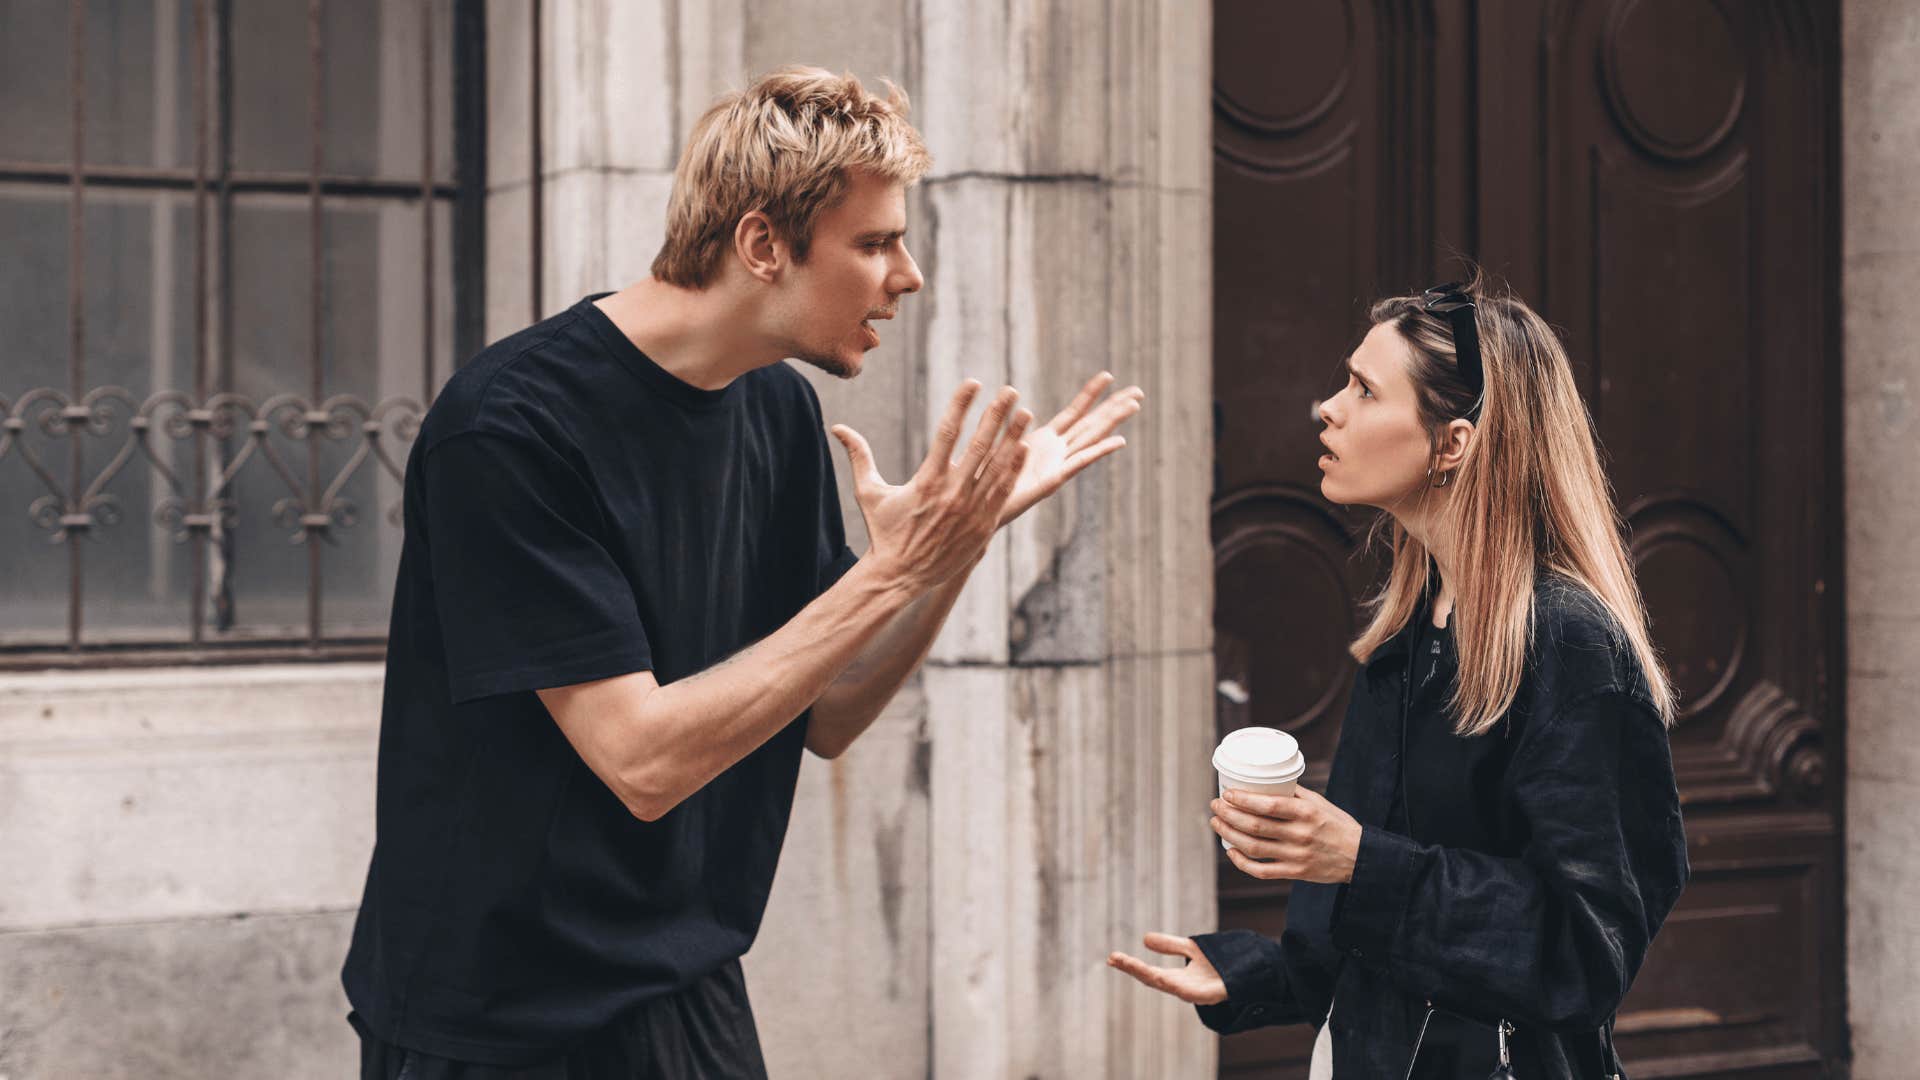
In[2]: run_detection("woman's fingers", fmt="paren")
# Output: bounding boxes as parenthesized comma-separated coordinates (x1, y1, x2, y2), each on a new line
(1109, 936, 1228, 1005)
(1142, 932, 1198, 960)
(1211, 816, 1284, 861)
(1222, 787, 1307, 820)
(1224, 843, 1292, 881)
(1210, 797, 1302, 841)
(1107, 952, 1209, 1004)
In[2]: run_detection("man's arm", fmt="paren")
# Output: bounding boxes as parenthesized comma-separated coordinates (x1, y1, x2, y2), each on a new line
(539, 382, 1029, 821)
(805, 555, 978, 758)
(803, 372, 1145, 759)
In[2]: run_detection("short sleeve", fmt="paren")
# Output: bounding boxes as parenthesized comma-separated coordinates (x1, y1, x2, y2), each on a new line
(422, 431, 652, 703)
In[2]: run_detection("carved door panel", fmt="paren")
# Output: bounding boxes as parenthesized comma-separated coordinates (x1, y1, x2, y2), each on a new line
(1212, 2, 1843, 1076)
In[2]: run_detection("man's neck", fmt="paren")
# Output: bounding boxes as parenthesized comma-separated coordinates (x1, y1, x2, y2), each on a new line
(593, 277, 785, 391)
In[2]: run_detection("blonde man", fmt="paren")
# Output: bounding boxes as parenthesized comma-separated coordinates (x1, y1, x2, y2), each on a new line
(342, 67, 1141, 1079)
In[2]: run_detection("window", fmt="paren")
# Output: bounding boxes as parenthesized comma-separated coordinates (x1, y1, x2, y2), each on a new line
(0, 0, 484, 665)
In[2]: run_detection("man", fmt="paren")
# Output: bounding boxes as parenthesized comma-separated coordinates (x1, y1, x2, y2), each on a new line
(342, 66, 1142, 1078)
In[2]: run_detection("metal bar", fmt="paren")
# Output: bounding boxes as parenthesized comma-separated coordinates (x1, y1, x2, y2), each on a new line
(67, 0, 85, 653)
(451, 0, 486, 366)
(214, 0, 236, 633)
(0, 162, 459, 199)
(191, 0, 211, 646)
(530, 0, 543, 321)
(422, 0, 435, 402)
(0, 639, 388, 671)
(307, 0, 325, 648)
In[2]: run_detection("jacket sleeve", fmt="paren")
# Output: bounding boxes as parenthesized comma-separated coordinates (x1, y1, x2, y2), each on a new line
(1329, 688, 1689, 1031)
(1188, 925, 1327, 1034)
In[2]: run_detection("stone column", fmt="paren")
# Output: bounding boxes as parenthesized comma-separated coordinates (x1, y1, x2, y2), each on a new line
(1843, 2, 1920, 1073)
(915, 3, 1215, 1077)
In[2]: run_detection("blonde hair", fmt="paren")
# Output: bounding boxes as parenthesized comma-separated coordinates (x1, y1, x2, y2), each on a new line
(1350, 275, 1679, 734)
(650, 66, 932, 288)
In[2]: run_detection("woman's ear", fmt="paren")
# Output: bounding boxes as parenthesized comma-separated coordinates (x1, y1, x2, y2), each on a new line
(1436, 417, 1475, 474)
(732, 210, 783, 283)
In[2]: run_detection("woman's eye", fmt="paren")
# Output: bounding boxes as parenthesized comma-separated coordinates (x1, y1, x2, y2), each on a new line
(1358, 383, 1373, 399)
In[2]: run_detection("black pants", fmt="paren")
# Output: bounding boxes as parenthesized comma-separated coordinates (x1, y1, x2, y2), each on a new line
(354, 961, 769, 1080)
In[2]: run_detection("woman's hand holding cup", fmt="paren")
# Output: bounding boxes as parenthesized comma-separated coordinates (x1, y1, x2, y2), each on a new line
(1212, 786, 1364, 885)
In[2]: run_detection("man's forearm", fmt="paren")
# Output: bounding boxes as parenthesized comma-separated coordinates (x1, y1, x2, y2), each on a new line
(612, 558, 920, 816)
(805, 555, 979, 758)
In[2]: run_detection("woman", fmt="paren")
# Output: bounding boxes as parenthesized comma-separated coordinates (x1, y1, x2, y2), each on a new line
(1110, 279, 1688, 1078)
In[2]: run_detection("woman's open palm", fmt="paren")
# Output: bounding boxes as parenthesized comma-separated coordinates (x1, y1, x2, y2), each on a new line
(1108, 932, 1228, 1005)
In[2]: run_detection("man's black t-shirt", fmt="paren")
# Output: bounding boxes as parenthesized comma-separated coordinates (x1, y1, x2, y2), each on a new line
(341, 294, 857, 1065)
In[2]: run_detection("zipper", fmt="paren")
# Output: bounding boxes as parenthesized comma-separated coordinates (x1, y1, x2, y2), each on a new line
(1399, 638, 1417, 839)
(1399, 999, 1436, 1080)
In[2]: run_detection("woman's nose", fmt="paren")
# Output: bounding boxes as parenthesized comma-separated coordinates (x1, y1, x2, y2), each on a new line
(1315, 396, 1337, 427)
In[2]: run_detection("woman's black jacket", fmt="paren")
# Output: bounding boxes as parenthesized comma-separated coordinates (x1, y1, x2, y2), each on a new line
(1191, 576, 1689, 1078)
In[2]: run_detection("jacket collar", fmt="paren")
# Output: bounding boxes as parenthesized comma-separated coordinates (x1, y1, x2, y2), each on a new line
(1362, 582, 1439, 672)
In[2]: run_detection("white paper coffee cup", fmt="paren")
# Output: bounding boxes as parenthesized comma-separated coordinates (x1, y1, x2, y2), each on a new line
(1212, 726, 1307, 851)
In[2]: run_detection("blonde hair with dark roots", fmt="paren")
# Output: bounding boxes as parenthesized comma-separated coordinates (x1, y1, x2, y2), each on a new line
(1350, 273, 1678, 735)
(650, 66, 932, 288)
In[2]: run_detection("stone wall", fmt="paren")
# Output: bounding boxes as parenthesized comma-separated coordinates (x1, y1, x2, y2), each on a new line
(1844, 2, 1920, 1074)
(0, 2, 1215, 1078)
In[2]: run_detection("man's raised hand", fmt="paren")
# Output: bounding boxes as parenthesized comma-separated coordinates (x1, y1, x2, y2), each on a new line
(1001, 372, 1144, 526)
(831, 380, 1032, 593)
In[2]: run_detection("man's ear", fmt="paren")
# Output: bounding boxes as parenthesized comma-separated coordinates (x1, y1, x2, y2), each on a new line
(733, 210, 784, 284)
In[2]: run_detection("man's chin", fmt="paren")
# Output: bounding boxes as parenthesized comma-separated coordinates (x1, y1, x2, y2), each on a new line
(793, 350, 862, 380)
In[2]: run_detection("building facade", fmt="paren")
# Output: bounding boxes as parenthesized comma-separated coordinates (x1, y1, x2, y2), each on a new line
(1, 1, 1915, 1078)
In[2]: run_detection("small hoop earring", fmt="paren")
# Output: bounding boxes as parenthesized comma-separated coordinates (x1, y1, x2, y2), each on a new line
(1432, 469, 1450, 489)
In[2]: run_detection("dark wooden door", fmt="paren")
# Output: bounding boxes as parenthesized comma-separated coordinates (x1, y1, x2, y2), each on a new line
(1210, 2, 1845, 1076)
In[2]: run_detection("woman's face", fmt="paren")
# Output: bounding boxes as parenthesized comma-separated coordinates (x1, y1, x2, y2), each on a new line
(1316, 322, 1436, 509)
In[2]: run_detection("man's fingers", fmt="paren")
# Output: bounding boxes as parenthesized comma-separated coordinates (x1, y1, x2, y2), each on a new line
(920, 380, 983, 481)
(1047, 371, 1116, 432)
(975, 407, 1033, 488)
(958, 386, 1020, 480)
(829, 424, 884, 489)
(1066, 388, 1145, 453)
(1058, 436, 1128, 481)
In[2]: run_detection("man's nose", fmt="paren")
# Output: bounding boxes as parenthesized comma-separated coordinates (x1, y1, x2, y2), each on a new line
(892, 248, 924, 295)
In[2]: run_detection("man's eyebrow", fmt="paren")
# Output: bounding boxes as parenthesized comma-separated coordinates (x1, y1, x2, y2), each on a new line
(855, 228, 907, 242)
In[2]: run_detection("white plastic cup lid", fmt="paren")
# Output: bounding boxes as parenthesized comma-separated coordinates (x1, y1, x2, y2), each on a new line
(1212, 726, 1306, 783)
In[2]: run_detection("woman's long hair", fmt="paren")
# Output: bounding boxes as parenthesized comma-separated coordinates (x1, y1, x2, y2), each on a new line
(1349, 275, 1678, 734)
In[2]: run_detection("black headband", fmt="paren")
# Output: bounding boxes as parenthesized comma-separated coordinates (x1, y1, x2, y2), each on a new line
(1420, 282, 1484, 418)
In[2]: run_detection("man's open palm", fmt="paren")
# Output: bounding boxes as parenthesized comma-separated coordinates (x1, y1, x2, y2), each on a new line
(1001, 372, 1144, 525)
